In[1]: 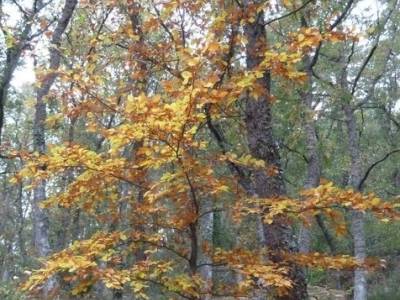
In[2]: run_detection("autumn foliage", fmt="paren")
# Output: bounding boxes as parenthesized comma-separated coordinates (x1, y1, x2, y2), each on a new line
(7, 0, 399, 299)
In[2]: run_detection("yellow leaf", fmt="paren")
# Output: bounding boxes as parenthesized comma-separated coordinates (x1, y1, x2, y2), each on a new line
(371, 198, 380, 206)
(120, 233, 128, 241)
(207, 41, 220, 53)
(187, 57, 199, 67)
(182, 71, 192, 85)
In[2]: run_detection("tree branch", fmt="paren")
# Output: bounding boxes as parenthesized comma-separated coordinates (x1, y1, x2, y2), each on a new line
(350, 43, 378, 95)
(309, 0, 354, 70)
(358, 149, 400, 191)
(263, 0, 314, 26)
(351, 0, 398, 95)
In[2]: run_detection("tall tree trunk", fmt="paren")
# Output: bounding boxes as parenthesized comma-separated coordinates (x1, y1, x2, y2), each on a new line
(337, 44, 367, 298)
(242, 3, 307, 299)
(32, 0, 77, 295)
(344, 104, 366, 300)
(298, 67, 321, 254)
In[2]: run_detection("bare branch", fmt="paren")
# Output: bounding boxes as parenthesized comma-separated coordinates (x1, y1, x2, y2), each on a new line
(309, 0, 355, 70)
(358, 149, 400, 191)
(351, 43, 378, 95)
(10, 0, 29, 18)
(329, 0, 355, 30)
(263, 0, 314, 26)
(351, 0, 398, 95)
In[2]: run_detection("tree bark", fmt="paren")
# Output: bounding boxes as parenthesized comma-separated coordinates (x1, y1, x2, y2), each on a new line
(298, 67, 321, 254)
(0, 7, 34, 143)
(242, 2, 307, 299)
(344, 104, 366, 300)
(197, 199, 214, 300)
(32, 0, 77, 295)
(16, 181, 27, 266)
(339, 55, 366, 300)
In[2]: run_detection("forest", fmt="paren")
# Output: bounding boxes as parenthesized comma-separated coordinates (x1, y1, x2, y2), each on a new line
(0, 0, 400, 299)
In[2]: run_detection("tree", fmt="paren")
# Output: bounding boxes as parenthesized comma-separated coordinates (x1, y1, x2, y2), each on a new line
(32, 0, 77, 295)
(0, 0, 50, 143)
(0, 1, 398, 299)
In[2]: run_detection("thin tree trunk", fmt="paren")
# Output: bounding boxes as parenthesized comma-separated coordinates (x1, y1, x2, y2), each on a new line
(32, 0, 77, 296)
(336, 41, 367, 298)
(16, 181, 27, 265)
(344, 104, 366, 300)
(0, 11, 33, 143)
(298, 67, 321, 254)
(197, 199, 214, 300)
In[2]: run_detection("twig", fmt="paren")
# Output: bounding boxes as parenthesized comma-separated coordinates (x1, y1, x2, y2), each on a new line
(263, 0, 314, 26)
(358, 149, 400, 191)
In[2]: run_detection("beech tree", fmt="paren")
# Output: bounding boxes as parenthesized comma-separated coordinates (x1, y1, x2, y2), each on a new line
(0, 0, 399, 299)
